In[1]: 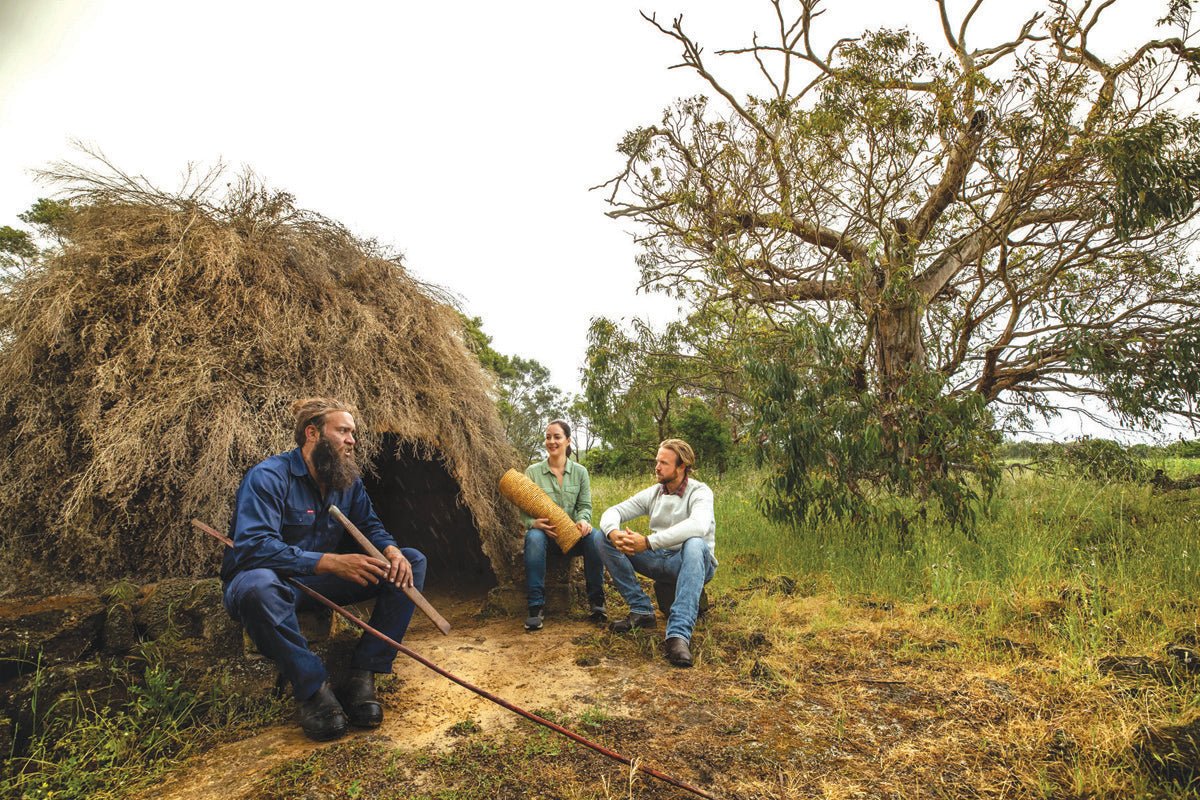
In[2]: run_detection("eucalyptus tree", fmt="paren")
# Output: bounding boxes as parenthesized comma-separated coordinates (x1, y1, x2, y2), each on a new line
(460, 315, 566, 461)
(599, 0, 1200, 526)
(583, 305, 750, 440)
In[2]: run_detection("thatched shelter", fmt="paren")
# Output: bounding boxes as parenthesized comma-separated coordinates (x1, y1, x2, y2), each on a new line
(0, 163, 522, 589)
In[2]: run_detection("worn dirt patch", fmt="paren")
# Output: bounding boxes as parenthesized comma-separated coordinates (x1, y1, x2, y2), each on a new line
(139, 591, 1200, 799)
(146, 591, 644, 800)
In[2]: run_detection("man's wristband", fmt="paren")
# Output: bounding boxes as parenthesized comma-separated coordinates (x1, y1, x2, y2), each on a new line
(643, 535, 652, 552)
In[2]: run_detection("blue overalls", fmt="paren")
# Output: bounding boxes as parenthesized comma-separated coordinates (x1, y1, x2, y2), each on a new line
(221, 448, 426, 699)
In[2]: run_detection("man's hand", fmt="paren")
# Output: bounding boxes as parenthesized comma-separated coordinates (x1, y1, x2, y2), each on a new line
(577, 519, 593, 535)
(532, 518, 559, 540)
(383, 545, 414, 588)
(315, 552, 389, 586)
(609, 527, 650, 555)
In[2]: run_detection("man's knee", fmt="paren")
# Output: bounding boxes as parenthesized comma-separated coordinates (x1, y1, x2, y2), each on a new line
(525, 528, 549, 550)
(402, 547, 427, 587)
(226, 568, 293, 622)
(680, 537, 707, 561)
(599, 531, 621, 554)
(584, 529, 605, 554)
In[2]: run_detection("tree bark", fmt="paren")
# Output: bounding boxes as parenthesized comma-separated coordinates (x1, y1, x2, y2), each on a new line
(874, 304, 926, 401)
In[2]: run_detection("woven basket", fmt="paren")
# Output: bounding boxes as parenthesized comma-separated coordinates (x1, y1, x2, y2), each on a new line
(498, 468, 583, 553)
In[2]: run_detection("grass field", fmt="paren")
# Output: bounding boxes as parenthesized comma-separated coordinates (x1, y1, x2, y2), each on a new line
(597, 462, 1200, 614)
(245, 465, 1200, 798)
(5, 464, 1199, 798)
(581, 466, 1200, 797)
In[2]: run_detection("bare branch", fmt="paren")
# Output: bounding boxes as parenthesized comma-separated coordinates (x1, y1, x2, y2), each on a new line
(907, 110, 989, 245)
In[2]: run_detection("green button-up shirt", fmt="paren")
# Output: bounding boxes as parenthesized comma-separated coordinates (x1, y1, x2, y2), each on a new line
(521, 458, 592, 530)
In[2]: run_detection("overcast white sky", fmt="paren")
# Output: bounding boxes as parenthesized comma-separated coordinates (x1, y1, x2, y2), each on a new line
(0, 1, 1183, 441)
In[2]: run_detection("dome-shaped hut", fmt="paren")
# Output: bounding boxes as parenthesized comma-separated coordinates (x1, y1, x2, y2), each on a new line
(0, 166, 521, 591)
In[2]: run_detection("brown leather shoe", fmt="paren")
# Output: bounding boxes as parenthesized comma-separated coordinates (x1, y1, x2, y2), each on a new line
(338, 669, 383, 728)
(664, 636, 693, 668)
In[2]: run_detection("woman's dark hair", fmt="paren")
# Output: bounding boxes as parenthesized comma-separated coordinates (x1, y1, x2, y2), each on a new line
(547, 419, 574, 458)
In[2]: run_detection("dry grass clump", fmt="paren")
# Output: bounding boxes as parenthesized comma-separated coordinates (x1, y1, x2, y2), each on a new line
(0, 159, 518, 583)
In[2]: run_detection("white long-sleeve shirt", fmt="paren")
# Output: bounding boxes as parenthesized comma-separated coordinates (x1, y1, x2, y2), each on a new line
(599, 478, 717, 563)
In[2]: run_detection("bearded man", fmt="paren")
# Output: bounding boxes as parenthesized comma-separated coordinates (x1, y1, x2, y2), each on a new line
(221, 397, 427, 741)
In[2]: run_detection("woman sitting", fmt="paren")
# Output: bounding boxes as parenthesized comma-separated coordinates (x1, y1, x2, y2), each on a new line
(521, 419, 606, 631)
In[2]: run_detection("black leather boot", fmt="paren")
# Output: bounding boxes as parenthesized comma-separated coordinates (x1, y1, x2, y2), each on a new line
(339, 668, 384, 728)
(609, 612, 657, 633)
(664, 636, 694, 668)
(296, 682, 348, 741)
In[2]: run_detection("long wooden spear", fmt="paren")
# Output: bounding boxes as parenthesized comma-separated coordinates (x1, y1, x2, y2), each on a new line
(192, 518, 721, 800)
(326, 504, 450, 635)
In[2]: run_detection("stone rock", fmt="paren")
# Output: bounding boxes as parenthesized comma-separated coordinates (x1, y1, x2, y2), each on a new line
(135, 578, 225, 640)
(1170, 625, 1199, 647)
(744, 575, 800, 596)
(981, 678, 1017, 703)
(194, 656, 279, 698)
(1046, 728, 1078, 761)
(1166, 644, 1200, 674)
(482, 559, 578, 616)
(203, 605, 244, 654)
(102, 601, 137, 654)
(0, 594, 104, 681)
(1097, 654, 1171, 682)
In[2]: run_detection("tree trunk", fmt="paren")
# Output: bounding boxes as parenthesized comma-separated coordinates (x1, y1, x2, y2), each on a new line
(655, 389, 673, 441)
(873, 303, 929, 468)
(874, 304, 926, 402)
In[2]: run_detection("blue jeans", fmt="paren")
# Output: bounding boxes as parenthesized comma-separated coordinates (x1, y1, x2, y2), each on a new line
(223, 547, 427, 700)
(524, 528, 606, 610)
(600, 536, 716, 642)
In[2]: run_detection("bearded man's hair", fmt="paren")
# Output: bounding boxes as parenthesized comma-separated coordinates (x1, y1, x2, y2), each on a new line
(290, 397, 357, 446)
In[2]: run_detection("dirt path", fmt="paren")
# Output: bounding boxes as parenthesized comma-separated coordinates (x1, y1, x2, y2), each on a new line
(147, 594, 641, 800)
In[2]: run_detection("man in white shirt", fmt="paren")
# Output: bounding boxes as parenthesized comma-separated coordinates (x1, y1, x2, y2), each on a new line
(599, 439, 717, 668)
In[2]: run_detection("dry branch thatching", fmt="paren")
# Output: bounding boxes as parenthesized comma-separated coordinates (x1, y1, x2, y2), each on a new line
(0, 161, 521, 585)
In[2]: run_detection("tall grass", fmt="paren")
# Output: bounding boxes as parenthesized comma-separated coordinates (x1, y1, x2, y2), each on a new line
(591, 467, 1200, 651)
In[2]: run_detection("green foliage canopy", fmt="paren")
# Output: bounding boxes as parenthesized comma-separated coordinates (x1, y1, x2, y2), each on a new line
(595, 0, 1200, 526)
(460, 314, 567, 462)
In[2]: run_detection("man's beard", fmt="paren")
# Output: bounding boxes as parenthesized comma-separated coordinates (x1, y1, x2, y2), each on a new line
(312, 435, 361, 492)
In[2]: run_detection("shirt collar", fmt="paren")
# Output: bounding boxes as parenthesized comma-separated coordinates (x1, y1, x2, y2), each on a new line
(286, 447, 309, 478)
(660, 475, 688, 498)
(538, 458, 574, 475)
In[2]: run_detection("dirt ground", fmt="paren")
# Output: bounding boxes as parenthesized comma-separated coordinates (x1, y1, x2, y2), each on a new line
(140, 583, 1199, 800)
(146, 590, 649, 800)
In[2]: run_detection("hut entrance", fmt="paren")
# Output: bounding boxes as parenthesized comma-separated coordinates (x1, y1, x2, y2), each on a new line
(363, 435, 495, 590)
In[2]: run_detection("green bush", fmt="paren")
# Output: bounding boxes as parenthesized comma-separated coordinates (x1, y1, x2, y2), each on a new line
(1049, 437, 1149, 482)
(675, 400, 736, 474)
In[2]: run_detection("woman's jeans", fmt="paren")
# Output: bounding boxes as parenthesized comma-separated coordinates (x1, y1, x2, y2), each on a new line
(524, 528, 606, 610)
